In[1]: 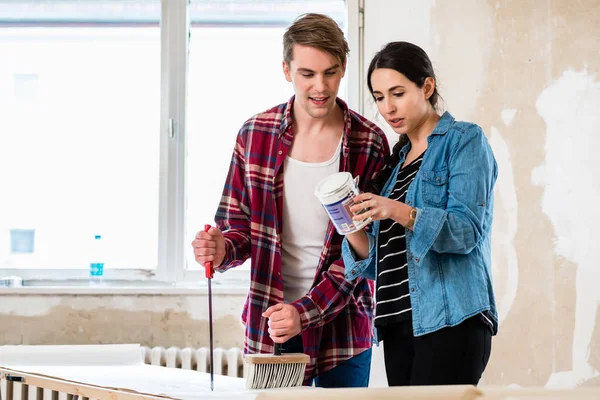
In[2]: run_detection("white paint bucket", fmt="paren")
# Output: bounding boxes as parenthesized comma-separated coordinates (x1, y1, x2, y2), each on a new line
(314, 172, 372, 235)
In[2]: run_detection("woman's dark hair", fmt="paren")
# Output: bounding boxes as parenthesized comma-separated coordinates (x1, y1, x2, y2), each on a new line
(366, 41, 440, 194)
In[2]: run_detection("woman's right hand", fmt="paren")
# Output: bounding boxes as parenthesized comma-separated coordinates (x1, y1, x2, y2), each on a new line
(350, 192, 412, 227)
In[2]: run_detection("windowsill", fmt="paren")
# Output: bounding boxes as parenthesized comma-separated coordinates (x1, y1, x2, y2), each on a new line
(0, 280, 249, 296)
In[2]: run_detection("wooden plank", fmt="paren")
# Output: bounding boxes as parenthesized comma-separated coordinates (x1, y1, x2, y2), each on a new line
(5, 380, 12, 400)
(480, 386, 600, 400)
(255, 385, 482, 400)
(0, 368, 174, 400)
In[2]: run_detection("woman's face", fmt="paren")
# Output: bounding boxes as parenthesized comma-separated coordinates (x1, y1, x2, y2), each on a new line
(370, 68, 433, 135)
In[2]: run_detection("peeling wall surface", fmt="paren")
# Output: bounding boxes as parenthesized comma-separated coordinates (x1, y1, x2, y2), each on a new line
(362, 0, 599, 389)
(1, 0, 599, 390)
(0, 293, 247, 350)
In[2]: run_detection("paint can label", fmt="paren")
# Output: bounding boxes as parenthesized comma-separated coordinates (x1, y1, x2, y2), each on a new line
(315, 172, 371, 235)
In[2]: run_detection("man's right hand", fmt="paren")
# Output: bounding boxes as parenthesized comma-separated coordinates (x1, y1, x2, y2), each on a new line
(191, 226, 226, 268)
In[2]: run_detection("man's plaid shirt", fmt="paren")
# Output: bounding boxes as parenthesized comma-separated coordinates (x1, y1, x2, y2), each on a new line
(214, 96, 389, 382)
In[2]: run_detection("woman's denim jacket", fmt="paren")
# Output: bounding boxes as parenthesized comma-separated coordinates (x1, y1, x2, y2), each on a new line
(342, 112, 499, 340)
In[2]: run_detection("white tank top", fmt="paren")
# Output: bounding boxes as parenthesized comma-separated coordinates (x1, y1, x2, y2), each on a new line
(281, 137, 342, 303)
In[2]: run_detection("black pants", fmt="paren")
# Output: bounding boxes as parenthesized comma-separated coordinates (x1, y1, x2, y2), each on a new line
(379, 316, 492, 386)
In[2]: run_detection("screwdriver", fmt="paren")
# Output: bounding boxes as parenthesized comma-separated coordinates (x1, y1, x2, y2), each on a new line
(203, 224, 215, 392)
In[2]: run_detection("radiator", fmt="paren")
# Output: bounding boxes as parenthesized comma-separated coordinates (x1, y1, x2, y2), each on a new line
(1, 346, 246, 400)
(140, 346, 247, 378)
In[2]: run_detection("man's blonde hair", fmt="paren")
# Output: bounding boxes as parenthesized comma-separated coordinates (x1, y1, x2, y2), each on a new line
(283, 13, 349, 67)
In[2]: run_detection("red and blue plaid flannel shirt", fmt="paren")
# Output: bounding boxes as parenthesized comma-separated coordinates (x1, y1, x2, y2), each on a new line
(214, 96, 389, 382)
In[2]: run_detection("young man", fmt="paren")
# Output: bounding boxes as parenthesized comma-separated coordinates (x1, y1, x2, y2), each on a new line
(191, 13, 389, 387)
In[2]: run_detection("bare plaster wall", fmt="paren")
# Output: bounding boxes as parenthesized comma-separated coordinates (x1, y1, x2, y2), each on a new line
(363, 0, 599, 389)
(0, 293, 247, 349)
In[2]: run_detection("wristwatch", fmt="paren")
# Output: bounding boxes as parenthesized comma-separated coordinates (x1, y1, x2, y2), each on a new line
(406, 207, 417, 229)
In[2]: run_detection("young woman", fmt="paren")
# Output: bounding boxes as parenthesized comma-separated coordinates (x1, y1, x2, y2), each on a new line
(342, 41, 498, 386)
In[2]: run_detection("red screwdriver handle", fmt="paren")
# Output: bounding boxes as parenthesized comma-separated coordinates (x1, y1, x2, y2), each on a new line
(204, 224, 214, 279)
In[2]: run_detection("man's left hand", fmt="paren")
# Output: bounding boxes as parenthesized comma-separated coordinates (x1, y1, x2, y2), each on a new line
(262, 303, 302, 343)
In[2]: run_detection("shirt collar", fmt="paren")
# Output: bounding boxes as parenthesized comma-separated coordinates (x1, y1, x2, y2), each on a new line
(430, 111, 454, 136)
(398, 111, 455, 159)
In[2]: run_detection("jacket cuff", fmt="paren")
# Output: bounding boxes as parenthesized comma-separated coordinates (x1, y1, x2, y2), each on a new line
(409, 207, 446, 260)
(342, 234, 376, 281)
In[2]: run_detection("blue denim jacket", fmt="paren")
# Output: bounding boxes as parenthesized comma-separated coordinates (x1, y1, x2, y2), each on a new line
(342, 112, 498, 339)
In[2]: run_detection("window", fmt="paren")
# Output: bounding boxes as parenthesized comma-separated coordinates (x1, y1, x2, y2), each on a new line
(0, 1, 161, 279)
(0, 0, 354, 285)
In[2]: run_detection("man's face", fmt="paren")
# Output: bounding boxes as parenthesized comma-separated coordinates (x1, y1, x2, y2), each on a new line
(283, 44, 345, 119)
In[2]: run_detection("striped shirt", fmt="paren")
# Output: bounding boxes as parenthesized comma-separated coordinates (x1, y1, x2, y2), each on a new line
(375, 153, 424, 326)
(214, 96, 389, 383)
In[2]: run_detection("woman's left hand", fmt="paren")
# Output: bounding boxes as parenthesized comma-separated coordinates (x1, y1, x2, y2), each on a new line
(350, 193, 404, 222)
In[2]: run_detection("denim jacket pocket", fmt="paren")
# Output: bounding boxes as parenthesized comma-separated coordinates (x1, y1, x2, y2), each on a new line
(421, 168, 449, 207)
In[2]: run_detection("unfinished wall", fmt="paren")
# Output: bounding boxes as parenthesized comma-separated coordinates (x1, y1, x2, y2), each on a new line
(363, 0, 599, 388)
(0, 292, 247, 349)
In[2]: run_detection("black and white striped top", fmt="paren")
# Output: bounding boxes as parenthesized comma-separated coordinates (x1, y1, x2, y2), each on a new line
(375, 153, 424, 327)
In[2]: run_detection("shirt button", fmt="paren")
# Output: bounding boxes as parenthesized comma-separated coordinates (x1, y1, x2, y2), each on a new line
(415, 257, 419, 262)
(406, 200, 411, 205)
(408, 255, 413, 261)
(411, 288, 415, 293)
(278, 150, 283, 155)
(351, 269, 357, 275)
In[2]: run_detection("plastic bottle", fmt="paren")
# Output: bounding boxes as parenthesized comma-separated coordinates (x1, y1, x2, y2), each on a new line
(89, 234, 105, 286)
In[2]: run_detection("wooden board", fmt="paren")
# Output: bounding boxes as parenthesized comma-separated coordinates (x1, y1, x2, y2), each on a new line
(255, 385, 483, 400)
(0, 345, 253, 400)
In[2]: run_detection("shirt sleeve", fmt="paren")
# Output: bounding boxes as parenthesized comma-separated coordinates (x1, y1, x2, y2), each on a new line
(409, 125, 498, 259)
(214, 126, 252, 272)
(342, 231, 377, 281)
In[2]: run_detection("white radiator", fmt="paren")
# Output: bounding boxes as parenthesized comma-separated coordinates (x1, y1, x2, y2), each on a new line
(1, 346, 246, 400)
(140, 346, 247, 378)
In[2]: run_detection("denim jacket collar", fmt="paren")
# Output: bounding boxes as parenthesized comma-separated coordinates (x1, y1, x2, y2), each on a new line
(431, 111, 454, 136)
(397, 111, 454, 162)
(393, 111, 454, 188)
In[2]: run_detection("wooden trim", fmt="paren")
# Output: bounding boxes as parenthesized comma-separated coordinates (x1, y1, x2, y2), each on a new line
(0, 368, 178, 400)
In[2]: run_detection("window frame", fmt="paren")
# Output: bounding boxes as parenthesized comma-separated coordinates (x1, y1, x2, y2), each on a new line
(0, 0, 361, 287)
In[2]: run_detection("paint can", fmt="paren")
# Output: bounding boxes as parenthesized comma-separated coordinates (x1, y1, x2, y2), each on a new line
(314, 172, 371, 235)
